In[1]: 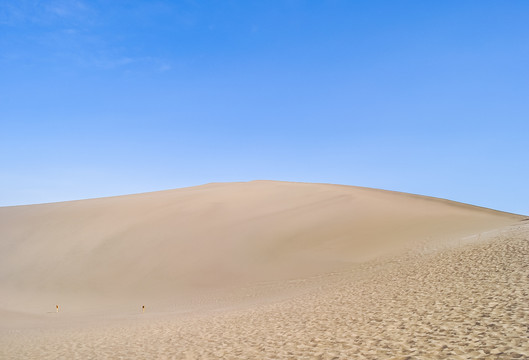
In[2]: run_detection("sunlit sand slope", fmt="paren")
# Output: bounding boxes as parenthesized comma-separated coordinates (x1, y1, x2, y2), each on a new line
(0, 181, 523, 315)
(1, 217, 528, 359)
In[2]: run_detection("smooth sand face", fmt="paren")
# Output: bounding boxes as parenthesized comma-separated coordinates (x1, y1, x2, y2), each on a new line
(0, 181, 527, 359)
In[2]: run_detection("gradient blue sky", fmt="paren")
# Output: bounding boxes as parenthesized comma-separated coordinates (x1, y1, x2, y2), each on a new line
(1, 1, 528, 214)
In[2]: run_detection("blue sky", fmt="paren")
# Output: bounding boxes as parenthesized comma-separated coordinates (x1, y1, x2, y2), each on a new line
(1, 1, 528, 214)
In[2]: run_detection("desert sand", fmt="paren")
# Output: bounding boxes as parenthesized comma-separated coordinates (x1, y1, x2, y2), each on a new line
(0, 181, 528, 359)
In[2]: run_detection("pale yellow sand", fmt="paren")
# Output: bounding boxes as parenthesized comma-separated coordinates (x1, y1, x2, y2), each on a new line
(0, 181, 527, 359)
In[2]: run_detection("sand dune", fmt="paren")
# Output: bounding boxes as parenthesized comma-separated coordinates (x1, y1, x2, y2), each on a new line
(0, 181, 527, 359)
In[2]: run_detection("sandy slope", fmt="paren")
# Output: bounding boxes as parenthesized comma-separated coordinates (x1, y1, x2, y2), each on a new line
(0, 181, 527, 359)
(3, 222, 527, 360)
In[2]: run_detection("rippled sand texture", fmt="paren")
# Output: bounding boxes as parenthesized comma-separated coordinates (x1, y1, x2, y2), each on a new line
(2, 223, 528, 359)
(0, 181, 527, 359)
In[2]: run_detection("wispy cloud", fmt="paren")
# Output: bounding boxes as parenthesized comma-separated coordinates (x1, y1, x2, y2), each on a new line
(46, 0, 89, 18)
(157, 63, 172, 72)
(83, 55, 172, 72)
(0, 1, 171, 74)
(89, 56, 136, 70)
(0, 0, 93, 26)
(0, 2, 29, 25)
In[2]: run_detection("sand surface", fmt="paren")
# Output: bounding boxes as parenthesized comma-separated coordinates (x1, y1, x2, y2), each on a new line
(0, 181, 527, 359)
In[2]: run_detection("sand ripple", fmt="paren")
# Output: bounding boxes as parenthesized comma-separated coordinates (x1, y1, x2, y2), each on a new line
(1, 225, 528, 359)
